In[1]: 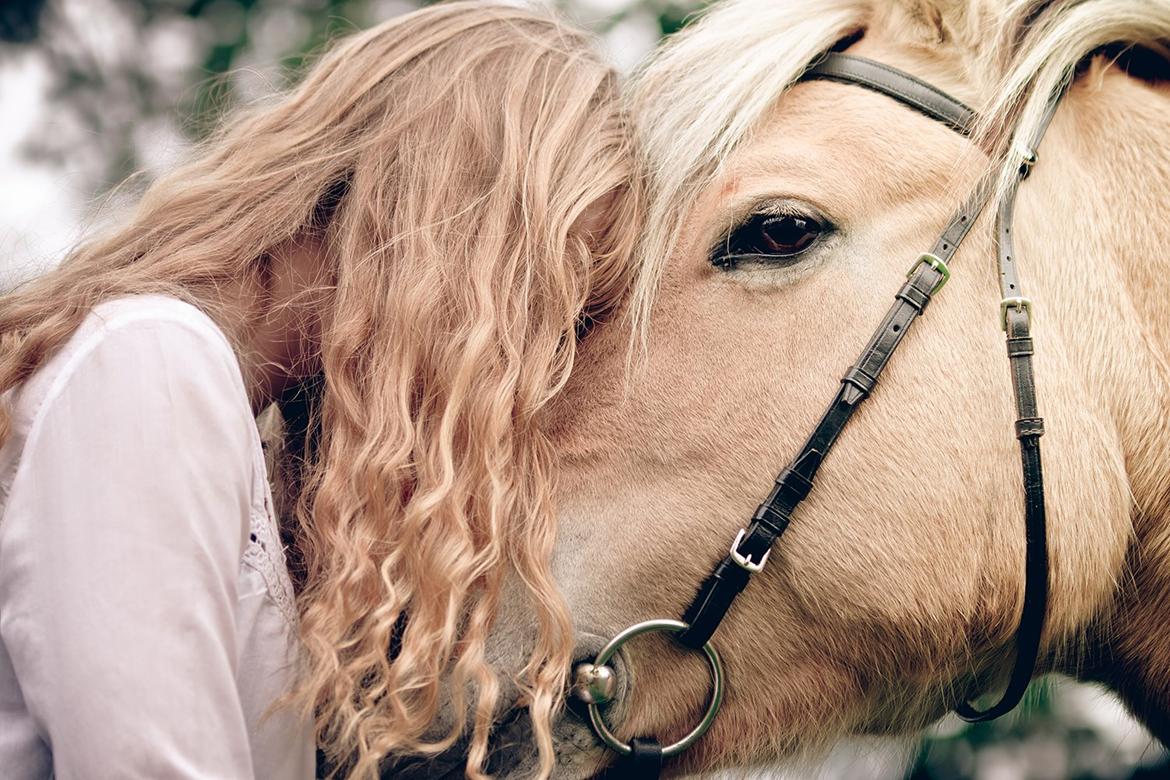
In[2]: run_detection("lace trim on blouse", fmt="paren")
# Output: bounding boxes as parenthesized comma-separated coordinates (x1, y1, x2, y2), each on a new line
(242, 436, 298, 625)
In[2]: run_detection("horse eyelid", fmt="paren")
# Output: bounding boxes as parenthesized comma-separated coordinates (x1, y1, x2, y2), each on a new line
(710, 226, 835, 270)
(708, 204, 836, 269)
(713, 251, 812, 269)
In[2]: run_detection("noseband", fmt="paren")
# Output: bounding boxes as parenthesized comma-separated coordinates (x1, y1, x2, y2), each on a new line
(571, 52, 1071, 777)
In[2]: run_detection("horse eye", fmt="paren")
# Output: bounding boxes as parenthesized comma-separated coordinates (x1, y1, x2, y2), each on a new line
(713, 212, 829, 268)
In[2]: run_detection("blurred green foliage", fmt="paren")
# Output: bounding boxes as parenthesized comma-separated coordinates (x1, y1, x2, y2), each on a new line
(1, 0, 407, 187)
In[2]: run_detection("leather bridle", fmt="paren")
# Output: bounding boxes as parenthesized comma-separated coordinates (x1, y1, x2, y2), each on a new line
(570, 51, 1072, 778)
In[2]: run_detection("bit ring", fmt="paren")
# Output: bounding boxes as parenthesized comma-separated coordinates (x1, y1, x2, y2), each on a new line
(581, 618, 724, 758)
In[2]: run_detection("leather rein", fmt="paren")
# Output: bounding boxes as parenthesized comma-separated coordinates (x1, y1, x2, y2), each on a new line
(570, 52, 1071, 777)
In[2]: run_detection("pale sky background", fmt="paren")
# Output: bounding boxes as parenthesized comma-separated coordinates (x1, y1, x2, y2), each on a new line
(0, 52, 85, 280)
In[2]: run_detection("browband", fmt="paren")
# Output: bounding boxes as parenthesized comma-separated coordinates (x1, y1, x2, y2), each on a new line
(804, 53, 978, 135)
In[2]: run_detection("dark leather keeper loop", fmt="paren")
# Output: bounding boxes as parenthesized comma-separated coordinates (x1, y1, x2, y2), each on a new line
(679, 560, 752, 649)
(1006, 337, 1034, 357)
(1004, 307, 1031, 337)
(628, 738, 664, 776)
(896, 280, 932, 311)
(1015, 417, 1045, 438)
(740, 522, 778, 554)
(769, 466, 814, 508)
(603, 738, 664, 779)
(842, 366, 877, 396)
(752, 503, 792, 536)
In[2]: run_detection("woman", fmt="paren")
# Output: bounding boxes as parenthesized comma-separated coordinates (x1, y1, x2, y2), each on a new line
(0, 2, 639, 778)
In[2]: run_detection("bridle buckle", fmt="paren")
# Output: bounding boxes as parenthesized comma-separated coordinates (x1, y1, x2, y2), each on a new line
(1000, 296, 1032, 331)
(906, 252, 950, 294)
(730, 528, 770, 573)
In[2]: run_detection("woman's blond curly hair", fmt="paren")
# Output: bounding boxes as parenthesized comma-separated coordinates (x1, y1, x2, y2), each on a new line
(0, 2, 641, 777)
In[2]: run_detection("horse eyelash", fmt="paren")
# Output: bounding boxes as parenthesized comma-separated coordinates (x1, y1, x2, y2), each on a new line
(709, 207, 835, 269)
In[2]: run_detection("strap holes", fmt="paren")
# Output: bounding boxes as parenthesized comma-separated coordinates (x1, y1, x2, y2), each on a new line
(1009, 284, 1015, 290)
(960, 216, 967, 222)
(892, 324, 901, 333)
(942, 243, 949, 250)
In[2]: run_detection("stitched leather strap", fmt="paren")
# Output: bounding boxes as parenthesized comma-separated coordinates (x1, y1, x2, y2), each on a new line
(954, 301, 1049, 721)
(953, 72, 1069, 720)
(679, 183, 991, 649)
(804, 54, 977, 135)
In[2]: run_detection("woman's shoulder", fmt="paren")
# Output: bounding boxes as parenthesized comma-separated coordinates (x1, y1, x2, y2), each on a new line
(73, 293, 235, 372)
(14, 294, 242, 427)
(89, 292, 226, 331)
(1, 294, 253, 497)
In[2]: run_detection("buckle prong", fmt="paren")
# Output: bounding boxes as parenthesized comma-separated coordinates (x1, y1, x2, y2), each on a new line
(1000, 296, 1032, 331)
(730, 528, 770, 573)
(907, 252, 950, 294)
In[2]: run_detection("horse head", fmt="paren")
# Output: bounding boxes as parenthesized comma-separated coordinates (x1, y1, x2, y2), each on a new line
(526, 0, 1170, 775)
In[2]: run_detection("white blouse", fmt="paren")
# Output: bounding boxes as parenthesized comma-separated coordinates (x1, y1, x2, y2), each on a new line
(0, 295, 315, 779)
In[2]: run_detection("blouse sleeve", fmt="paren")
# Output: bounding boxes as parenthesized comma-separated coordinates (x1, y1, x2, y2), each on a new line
(0, 317, 257, 779)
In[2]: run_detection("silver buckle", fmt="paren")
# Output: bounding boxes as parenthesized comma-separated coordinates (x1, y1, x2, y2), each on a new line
(730, 528, 770, 573)
(1000, 296, 1032, 331)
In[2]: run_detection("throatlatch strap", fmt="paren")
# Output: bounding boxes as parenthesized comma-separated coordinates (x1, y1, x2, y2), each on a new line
(954, 72, 1069, 720)
(954, 301, 1048, 721)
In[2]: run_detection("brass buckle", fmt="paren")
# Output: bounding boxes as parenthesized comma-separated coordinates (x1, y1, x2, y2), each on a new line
(1000, 296, 1032, 331)
(907, 252, 950, 294)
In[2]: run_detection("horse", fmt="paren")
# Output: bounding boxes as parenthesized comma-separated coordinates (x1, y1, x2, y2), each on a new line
(482, 0, 1170, 776)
